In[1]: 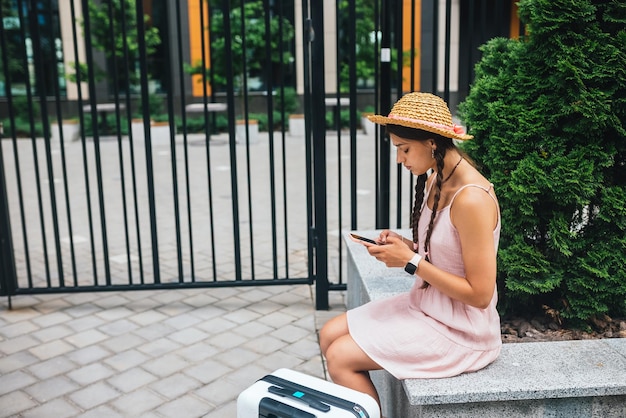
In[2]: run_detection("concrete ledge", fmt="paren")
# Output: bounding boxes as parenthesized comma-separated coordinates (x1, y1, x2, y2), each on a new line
(345, 230, 626, 418)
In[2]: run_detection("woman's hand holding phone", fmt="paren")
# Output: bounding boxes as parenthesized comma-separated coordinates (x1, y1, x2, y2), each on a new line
(377, 229, 401, 244)
(349, 233, 381, 246)
(351, 231, 416, 268)
(368, 235, 416, 268)
(350, 230, 404, 246)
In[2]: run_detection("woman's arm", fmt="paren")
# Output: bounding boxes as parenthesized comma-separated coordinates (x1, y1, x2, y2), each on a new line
(368, 187, 499, 309)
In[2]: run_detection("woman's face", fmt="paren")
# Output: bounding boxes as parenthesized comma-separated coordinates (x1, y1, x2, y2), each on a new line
(391, 134, 434, 176)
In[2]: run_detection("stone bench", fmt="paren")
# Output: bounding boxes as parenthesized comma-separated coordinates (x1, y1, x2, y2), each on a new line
(345, 230, 626, 418)
(185, 102, 228, 114)
(184, 102, 228, 134)
(82, 103, 126, 136)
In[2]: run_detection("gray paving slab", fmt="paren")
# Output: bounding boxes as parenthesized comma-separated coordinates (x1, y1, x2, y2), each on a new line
(0, 284, 346, 417)
(0, 391, 38, 417)
(20, 398, 81, 418)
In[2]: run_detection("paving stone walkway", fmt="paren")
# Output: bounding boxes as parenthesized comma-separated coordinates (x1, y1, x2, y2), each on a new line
(0, 128, 380, 417)
(0, 286, 346, 417)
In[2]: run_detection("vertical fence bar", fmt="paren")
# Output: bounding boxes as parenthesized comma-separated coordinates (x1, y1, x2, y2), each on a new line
(406, 0, 417, 228)
(393, 0, 405, 229)
(89, 0, 112, 286)
(134, 0, 160, 283)
(19, 0, 53, 287)
(173, 0, 197, 282)
(238, 0, 257, 280)
(6, 3, 29, 289)
(347, 0, 357, 230)
(0, 4, 19, 300)
(238, 1, 255, 280)
(460, 0, 476, 102)
(301, 1, 315, 286)
(51, 1, 80, 287)
(277, 0, 291, 278)
(373, 0, 381, 230)
(160, 1, 185, 283)
(345, 0, 359, 289)
(79, 0, 104, 285)
(123, 0, 147, 284)
(310, 0, 329, 310)
(443, 0, 452, 101)
(376, 0, 392, 230)
(201, 1, 218, 281)
(33, 0, 64, 287)
(72, 0, 98, 286)
(263, 0, 279, 279)
(0, 119, 18, 303)
(333, 0, 344, 286)
(221, 0, 243, 281)
(432, 0, 438, 94)
(114, 0, 135, 285)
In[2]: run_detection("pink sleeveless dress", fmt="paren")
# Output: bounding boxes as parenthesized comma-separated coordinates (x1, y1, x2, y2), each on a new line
(347, 183, 502, 379)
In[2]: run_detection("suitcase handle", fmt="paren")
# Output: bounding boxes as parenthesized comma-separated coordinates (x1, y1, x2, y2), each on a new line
(268, 385, 331, 412)
(261, 375, 370, 418)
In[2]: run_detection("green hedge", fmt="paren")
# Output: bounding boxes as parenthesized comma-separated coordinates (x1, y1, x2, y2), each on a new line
(1, 117, 44, 138)
(459, 0, 626, 323)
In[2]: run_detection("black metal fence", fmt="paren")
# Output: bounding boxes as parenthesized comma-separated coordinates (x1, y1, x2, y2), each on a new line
(0, 0, 517, 309)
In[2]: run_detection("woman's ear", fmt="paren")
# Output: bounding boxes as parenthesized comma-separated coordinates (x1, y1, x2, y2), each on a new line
(430, 140, 437, 154)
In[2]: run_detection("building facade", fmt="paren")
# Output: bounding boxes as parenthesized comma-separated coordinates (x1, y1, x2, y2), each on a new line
(0, 0, 521, 115)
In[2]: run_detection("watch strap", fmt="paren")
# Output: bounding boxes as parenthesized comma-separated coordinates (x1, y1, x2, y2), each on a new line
(404, 253, 422, 275)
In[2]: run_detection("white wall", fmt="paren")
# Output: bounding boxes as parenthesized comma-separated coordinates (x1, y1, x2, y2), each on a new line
(294, 0, 339, 95)
(58, 1, 87, 100)
(437, 0, 460, 93)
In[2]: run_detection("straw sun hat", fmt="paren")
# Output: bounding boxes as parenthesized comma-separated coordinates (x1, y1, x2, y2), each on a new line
(368, 92, 473, 141)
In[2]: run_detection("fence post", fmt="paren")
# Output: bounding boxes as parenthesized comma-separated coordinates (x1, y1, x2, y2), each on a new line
(309, 0, 329, 310)
(376, 0, 393, 229)
(0, 122, 18, 307)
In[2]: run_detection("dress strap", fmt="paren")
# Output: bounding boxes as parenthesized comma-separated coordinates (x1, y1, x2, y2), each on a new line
(450, 183, 497, 206)
(449, 183, 499, 221)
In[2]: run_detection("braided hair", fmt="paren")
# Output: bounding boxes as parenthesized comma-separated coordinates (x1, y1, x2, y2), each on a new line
(387, 124, 456, 287)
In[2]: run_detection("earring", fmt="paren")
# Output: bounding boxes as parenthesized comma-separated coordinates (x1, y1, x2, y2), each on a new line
(431, 149, 435, 159)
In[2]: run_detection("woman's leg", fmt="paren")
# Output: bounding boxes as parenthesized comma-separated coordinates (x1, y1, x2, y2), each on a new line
(320, 320, 382, 405)
(319, 312, 350, 356)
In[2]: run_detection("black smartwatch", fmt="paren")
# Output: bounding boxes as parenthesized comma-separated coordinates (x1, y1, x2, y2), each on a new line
(404, 253, 423, 275)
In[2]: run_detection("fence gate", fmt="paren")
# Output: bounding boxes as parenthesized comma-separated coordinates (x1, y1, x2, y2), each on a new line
(1, 0, 516, 309)
(0, 0, 328, 309)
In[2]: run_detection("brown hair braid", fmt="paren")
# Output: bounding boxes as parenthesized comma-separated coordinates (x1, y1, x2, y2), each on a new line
(411, 173, 428, 246)
(386, 123, 454, 287)
(415, 149, 446, 288)
(424, 148, 446, 262)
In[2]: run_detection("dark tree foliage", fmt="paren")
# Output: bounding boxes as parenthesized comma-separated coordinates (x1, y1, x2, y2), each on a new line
(336, 0, 377, 90)
(206, 0, 294, 92)
(71, 0, 161, 90)
(459, 0, 626, 322)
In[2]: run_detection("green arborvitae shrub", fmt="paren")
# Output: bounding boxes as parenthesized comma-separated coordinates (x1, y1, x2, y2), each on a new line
(459, 0, 626, 323)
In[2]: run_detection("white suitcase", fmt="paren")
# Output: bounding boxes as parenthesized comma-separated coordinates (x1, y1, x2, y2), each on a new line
(237, 368, 380, 418)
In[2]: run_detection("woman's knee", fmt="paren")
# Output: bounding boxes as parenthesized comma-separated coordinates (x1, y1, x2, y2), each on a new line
(324, 337, 368, 383)
(323, 340, 343, 379)
(319, 321, 335, 355)
(325, 334, 382, 378)
(319, 313, 348, 355)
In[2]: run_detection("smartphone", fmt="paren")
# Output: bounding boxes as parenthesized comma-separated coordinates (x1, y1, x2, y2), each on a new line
(350, 233, 381, 245)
